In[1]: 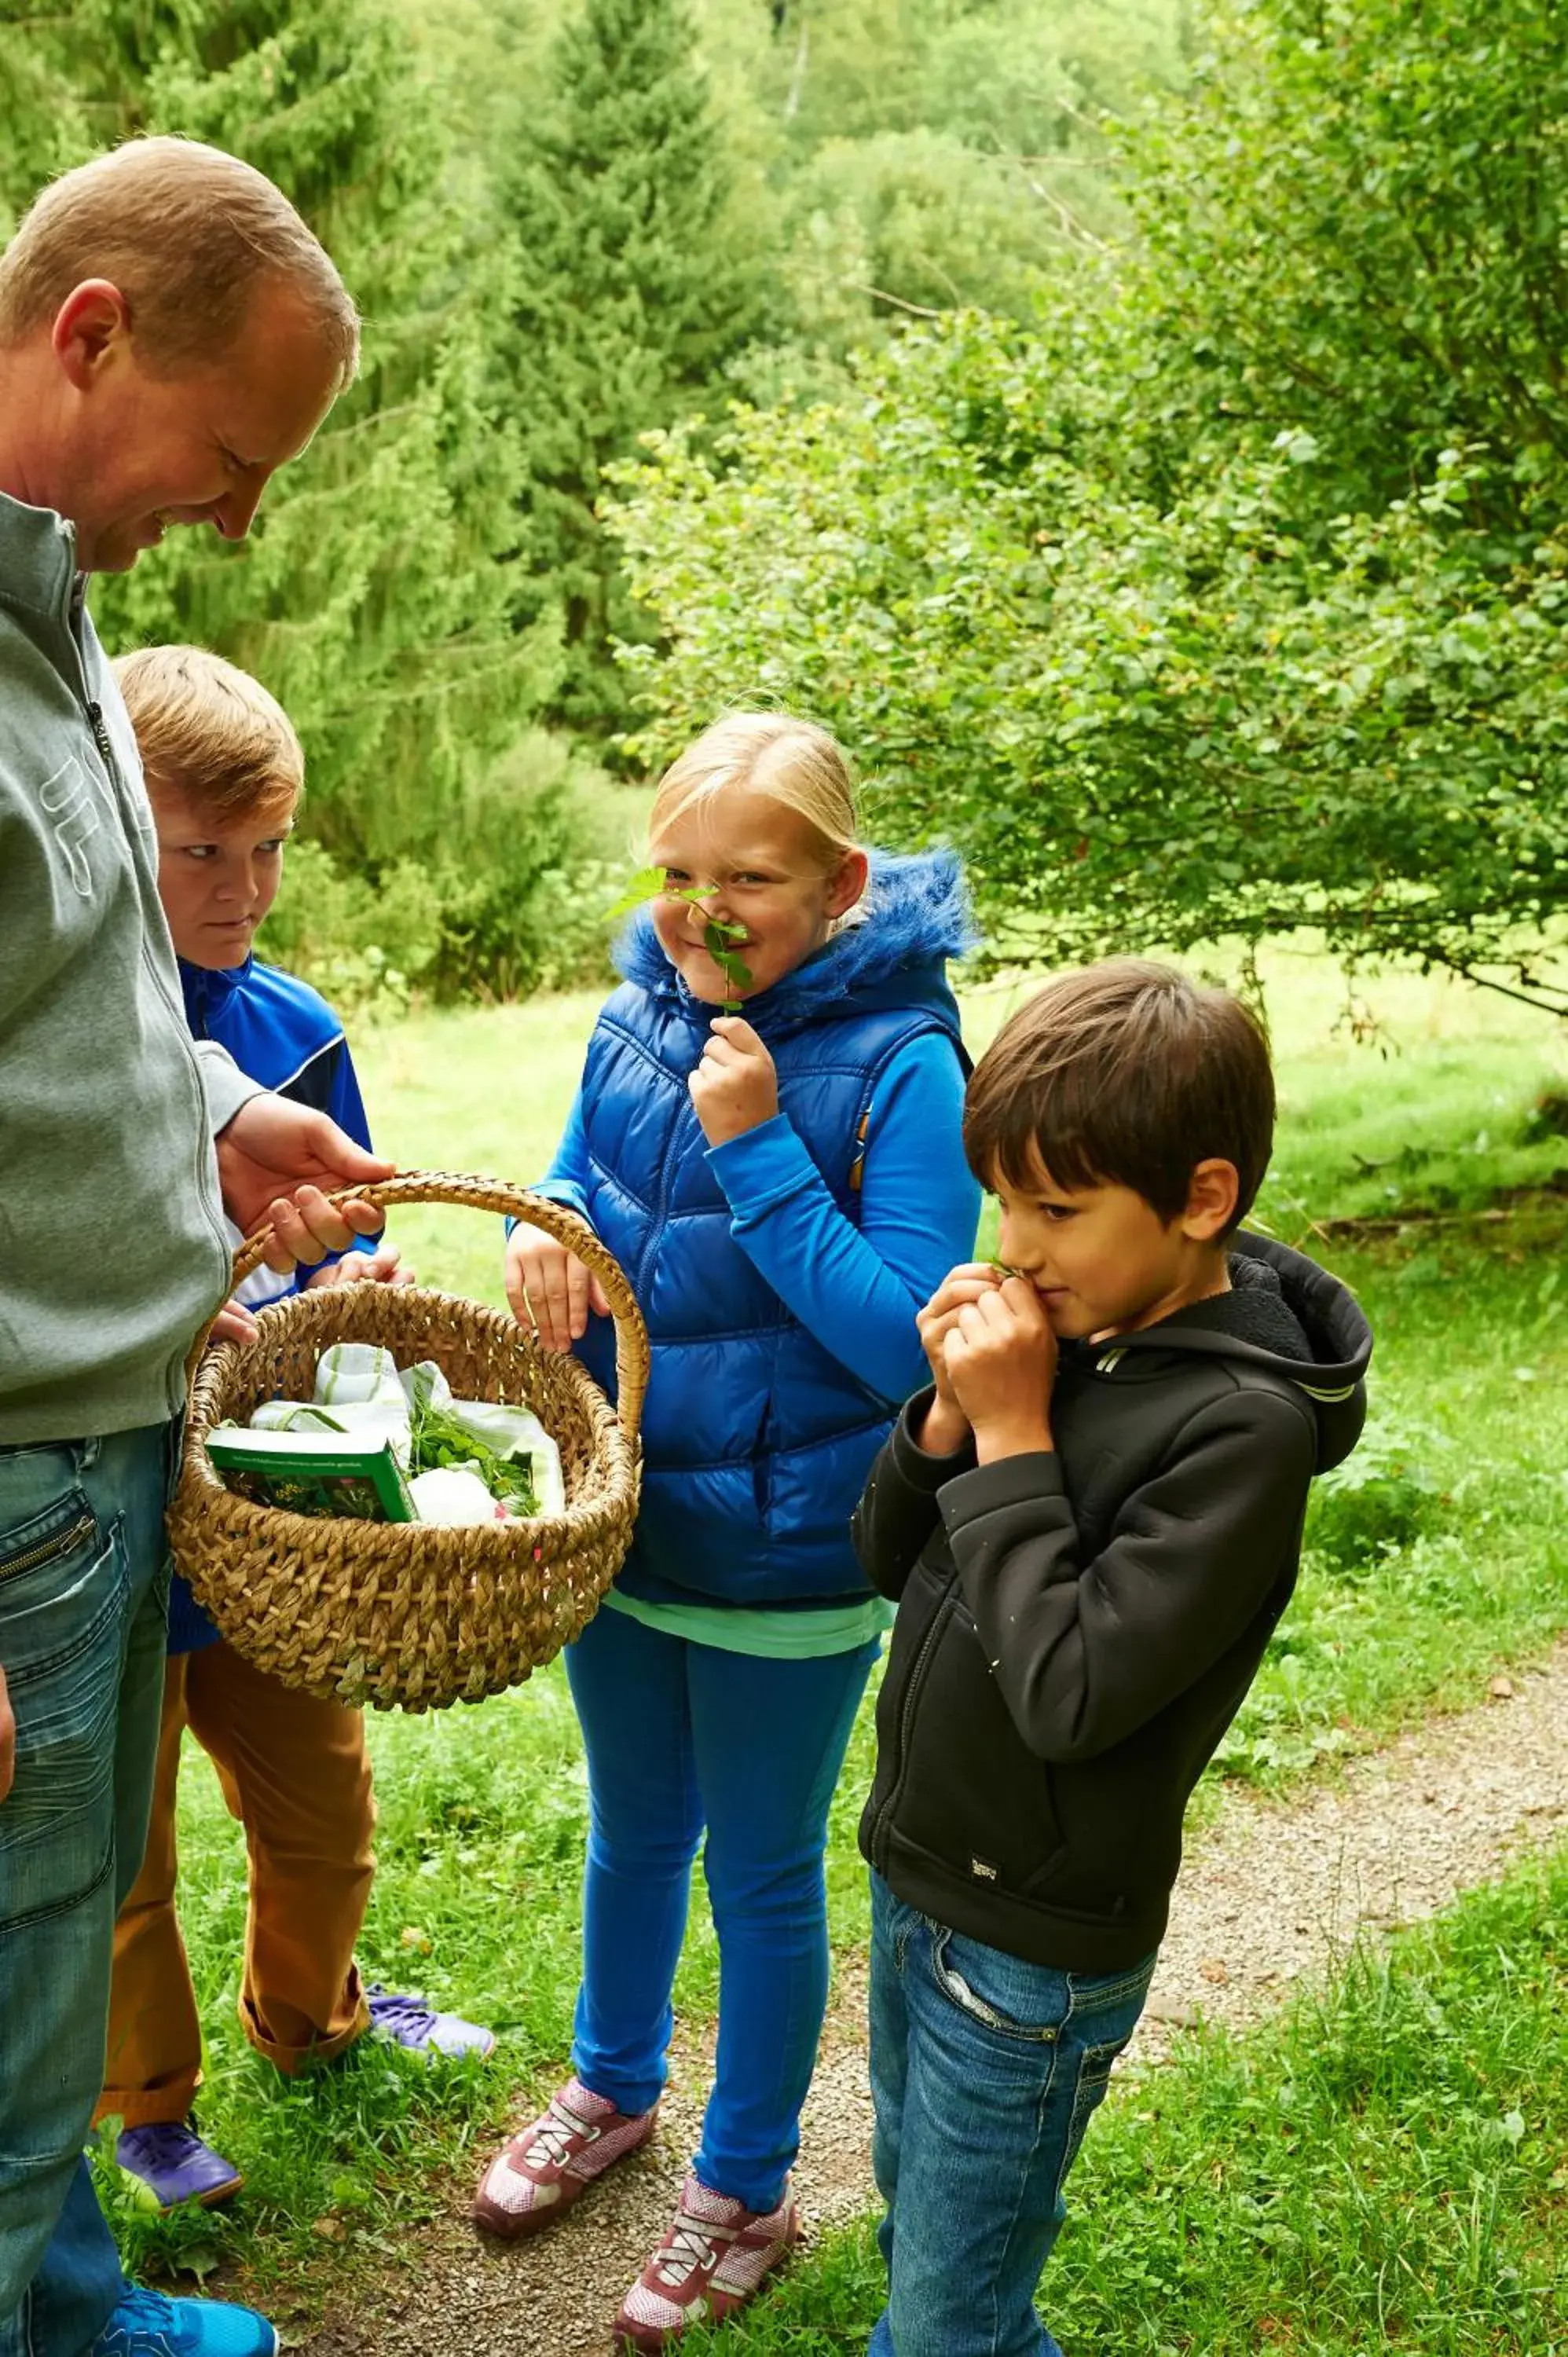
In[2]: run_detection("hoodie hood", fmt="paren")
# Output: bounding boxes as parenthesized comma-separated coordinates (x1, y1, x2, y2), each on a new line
(1094, 1231, 1372, 1472)
(614, 848, 975, 1044)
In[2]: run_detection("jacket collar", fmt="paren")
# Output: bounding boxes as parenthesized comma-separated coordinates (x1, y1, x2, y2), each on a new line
(179, 955, 254, 1037)
(0, 489, 81, 625)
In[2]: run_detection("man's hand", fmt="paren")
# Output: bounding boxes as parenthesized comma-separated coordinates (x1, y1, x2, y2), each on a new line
(0, 1663, 14, 1805)
(943, 1276, 1058, 1463)
(913, 1263, 1004, 1455)
(505, 1222, 610, 1352)
(688, 1017, 779, 1149)
(215, 1096, 394, 1274)
(305, 1241, 416, 1289)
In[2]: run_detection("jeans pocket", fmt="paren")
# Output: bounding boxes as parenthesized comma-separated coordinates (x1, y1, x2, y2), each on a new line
(0, 1511, 127, 1925)
(1053, 2034, 1130, 2205)
(0, 1491, 97, 1593)
(1050, 1956, 1156, 2204)
(929, 1924, 1067, 2045)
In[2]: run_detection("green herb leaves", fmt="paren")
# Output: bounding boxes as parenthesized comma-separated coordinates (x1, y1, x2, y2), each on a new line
(610, 866, 754, 1014)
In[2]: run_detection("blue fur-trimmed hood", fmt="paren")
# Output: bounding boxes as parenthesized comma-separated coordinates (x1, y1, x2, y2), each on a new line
(614, 848, 975, 1038)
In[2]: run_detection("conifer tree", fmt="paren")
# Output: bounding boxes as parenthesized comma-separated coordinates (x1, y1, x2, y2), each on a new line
(505, 0, 764, 732)
(5, 0, 533, 869)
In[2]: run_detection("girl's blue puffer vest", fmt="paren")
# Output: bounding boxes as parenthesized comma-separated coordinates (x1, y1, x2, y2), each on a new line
(569, 851, 972, 1611)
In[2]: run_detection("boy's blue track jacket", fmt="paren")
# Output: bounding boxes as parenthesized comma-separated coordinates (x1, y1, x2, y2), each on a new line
(538, 852, 978, 1612)
(169, 954, 372, 1653)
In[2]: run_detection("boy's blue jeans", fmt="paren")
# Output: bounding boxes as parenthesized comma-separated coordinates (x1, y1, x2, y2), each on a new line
(566, 1602, 878, 2212)
(0, 1425, 178, 2357)
(866, 1871, 1155, 2357)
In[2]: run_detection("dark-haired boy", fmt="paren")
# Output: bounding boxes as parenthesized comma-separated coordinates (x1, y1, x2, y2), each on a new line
(853, 958, 1372, 2357)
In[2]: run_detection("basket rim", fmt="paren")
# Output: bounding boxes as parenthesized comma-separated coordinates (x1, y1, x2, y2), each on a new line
(176, 1281, 639, 1551)
(214, 1170, 650, 1445)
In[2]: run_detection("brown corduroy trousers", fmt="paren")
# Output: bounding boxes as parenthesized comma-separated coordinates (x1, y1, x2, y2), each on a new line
(96, 1642, 376, 2128)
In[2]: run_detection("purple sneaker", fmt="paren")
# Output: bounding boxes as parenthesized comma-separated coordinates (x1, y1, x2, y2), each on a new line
(116, 2121, 244, 2211)
(366, 1985, 496, 2059)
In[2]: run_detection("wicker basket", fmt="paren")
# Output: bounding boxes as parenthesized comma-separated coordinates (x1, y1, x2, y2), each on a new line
(167, 1171, 648, 1712)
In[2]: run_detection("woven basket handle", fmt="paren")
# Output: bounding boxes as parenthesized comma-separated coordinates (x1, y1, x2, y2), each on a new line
(227, 1168, 650, 1443)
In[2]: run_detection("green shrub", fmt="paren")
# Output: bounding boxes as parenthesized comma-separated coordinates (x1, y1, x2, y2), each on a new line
(260, 731, 647, 1011)
(1305, 1413, 1447, 1572)
(419, 731, 645, 1002)
(261, 840, 445, 1021)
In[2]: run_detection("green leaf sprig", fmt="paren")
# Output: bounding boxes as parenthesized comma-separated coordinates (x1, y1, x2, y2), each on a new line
(610, 864, 754, 1014)
(406, 1371, 539, 1516)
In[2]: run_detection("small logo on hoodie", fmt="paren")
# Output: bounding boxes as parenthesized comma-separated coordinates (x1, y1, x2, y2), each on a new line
(970, 1857, 999, 1882)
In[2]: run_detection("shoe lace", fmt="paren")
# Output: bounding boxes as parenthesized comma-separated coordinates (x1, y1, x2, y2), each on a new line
(523, 2108, 584, 2170)
(366, 1989, 437, 2039)
(129, 2121, 206, 2168)
(652, 2218, 724, 2289)
(93, 2285, 177, 2355)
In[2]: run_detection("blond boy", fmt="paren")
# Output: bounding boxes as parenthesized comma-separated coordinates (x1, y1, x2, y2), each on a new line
(98, 648, 491, 2216)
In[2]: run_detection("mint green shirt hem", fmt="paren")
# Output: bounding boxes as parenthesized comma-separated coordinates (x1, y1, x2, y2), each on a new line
(600, 1585, 893, 1659)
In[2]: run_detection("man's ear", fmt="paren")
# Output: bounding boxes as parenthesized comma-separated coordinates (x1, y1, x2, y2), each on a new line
(52, 280, 131, 390)
(1183, 1157, 1240, 1241)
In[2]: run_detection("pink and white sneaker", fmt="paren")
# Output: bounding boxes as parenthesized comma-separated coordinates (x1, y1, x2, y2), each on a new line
(613, 2172, 800, 2350)
(472, 2079, 658, 2240)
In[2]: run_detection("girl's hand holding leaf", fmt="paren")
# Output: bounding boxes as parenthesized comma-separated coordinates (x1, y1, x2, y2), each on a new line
(688, 1017, 779, 1147)
(505, 1220, 609, 1351)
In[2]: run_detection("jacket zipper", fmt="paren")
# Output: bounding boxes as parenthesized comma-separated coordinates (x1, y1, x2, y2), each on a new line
(86, 699, 115, 772)
(1, 1513, 95, 1584)
(74, 647, 232, 1281)
(869, 1589, 951, 1871)
(632, 1069, 693, 1304)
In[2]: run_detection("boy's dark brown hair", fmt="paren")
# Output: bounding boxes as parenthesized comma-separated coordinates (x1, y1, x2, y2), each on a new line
(964, 959, 1275, 1231)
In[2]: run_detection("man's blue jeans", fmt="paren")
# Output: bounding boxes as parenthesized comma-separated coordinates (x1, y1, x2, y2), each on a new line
(0, 1425, 178, 2357)
(866, 1871, 1155, 2357)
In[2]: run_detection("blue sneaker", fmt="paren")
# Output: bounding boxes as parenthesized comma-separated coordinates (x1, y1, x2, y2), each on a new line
(366, 1984, 495, 2059)
(93, 2284, 277, 2355)
(117, 2121, 244, 2211)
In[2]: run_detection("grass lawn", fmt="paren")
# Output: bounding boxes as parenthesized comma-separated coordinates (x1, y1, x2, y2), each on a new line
(677, 1843, 1568, 2355)
(106, 946, 1568, 2315)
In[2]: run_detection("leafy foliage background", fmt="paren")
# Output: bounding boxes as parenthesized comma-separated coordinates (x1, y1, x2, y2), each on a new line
(5, 0, 1564, 1008)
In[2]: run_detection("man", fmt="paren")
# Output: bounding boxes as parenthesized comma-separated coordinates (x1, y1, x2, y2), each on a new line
(0, 135, 394, 2357)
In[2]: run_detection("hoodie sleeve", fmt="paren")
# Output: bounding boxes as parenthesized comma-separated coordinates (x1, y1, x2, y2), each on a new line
(938, 1387, 1318, 1762)
(704, 1031, 980, 1402)
(853, 1387, 979, 1600)
(193, 1038, 263, 1134)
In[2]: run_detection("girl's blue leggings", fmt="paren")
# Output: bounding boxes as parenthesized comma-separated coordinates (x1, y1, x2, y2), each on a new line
(565, 1600, 878, 2213)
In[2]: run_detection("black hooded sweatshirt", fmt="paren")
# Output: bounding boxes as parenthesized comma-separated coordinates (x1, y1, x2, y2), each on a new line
(855, 1233, 1372, 1973)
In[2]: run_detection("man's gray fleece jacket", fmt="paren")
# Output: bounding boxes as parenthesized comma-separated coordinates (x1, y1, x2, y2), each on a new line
(1, 490, 259, 1443)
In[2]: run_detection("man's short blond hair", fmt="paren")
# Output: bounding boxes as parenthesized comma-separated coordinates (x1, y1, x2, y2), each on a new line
(115, 645, 304, 824)
(0, 137, 359, 379)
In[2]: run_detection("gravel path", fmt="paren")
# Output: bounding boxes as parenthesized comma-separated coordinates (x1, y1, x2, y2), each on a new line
(302, 1644, 1568, 2357)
